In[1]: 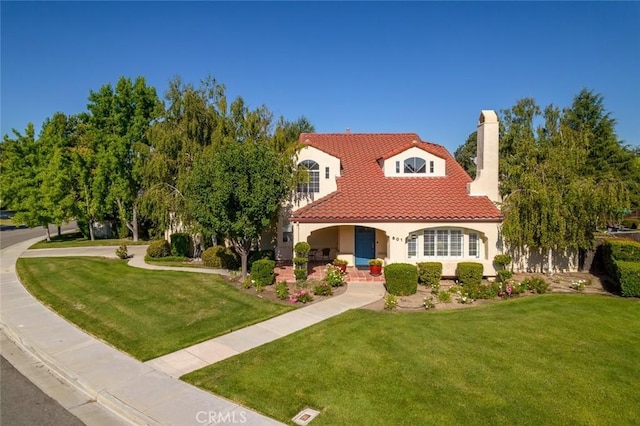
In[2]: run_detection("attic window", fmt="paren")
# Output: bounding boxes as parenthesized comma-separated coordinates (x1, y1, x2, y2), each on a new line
(404, 157, 426, 174)
(297, 160, 320, 193)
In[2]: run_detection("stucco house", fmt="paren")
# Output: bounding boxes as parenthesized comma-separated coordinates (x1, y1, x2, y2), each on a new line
(275, 110, 503, 276)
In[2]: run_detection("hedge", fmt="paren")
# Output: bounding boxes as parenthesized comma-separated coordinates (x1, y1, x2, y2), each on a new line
(146, 240, 171, 258)
(170, 233, 192, 257)
(251, 259, 275, 286)
(201, 246, 238, 269)
(417, 262, 442, 287)
(616, 260, 640, 297)
(602, 240, 640, 297)
(384, 263, 418, 296)
(457, 262, 483, 287)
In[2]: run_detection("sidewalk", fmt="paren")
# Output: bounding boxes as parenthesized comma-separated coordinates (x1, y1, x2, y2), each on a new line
(145, 281, 385, 378)
(1, 239, 283, 425)
(2, 240, 385, 425)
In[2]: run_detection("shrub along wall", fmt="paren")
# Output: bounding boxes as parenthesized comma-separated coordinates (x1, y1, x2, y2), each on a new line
(602, 239, 640, 297)
(457, 262, 483, 287)
(417, 262, 442, 287)
(385, 263, 418, 296)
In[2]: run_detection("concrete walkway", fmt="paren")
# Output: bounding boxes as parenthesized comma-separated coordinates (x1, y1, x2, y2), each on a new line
(2, 239, 283, 425)
(146, 281, 385, 378)
(2, 241, 385, 424)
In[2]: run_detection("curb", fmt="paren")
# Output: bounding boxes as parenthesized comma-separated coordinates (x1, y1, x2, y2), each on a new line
(0, 321, 156, 425)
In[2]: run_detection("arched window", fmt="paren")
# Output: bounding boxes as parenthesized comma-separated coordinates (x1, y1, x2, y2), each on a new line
(297, 160, 320, 193)
(404, 157, 426, 174)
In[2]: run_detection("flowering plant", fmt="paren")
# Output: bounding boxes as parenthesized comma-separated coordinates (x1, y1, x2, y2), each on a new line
(423, 296, 435, 310)
(384, 294, 398, 310)
(289, 290, 313, 304)
(570, 279, 590, 292)
(324, 264, 346, 287)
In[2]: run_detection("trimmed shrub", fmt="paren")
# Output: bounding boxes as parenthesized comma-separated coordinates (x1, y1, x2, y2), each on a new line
(497, 269, 513, 283)
(294, 241, 311, 257)
(146, 240, 171, 258)
(293, 257, 308, 267)
(294, 268, 307, 281)
(170, 233, 192, 257)
(417, 262, 442, 287)
(251, 259, 275, 286)
(201, 246, 239, 269)
(616, 260, 640, 297)
(456, 262, 483, 287)
(493, 254, 512, 269)
(384, 263, 418, 296)
(248, 249, 275, 269)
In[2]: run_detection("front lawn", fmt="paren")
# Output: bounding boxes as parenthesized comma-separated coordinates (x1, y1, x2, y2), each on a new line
(30, 231, 149, 249)
(16, 257, 294, 360)
(184, 295, 640, 425)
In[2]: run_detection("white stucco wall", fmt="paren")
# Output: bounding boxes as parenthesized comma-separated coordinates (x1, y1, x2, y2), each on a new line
(293, 221, 501, 276)
(382, 146, 446, 177)
(293, 146, 341, 210)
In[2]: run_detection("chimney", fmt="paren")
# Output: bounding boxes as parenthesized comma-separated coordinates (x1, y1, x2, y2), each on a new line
(467, 110, 500, 204)
(346, 128, 350, 135)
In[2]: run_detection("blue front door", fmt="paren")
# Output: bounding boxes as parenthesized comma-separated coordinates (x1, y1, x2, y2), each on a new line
(355, 226, 375, 266)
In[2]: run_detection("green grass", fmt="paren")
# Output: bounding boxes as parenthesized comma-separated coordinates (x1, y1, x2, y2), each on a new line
(30, 231, 149, 249)
(16, 257, 294, 361)
(0, 218, 16, 226)
(184, 295, 640, 425)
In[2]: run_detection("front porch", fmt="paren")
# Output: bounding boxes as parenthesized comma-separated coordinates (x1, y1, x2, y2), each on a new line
(275, 261, 386, 284)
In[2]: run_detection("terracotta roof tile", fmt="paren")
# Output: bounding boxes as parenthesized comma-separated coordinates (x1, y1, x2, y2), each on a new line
(291, 133, 502, 223)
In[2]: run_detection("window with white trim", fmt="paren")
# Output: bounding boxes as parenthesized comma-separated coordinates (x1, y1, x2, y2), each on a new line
(429, 161, 434, 173)
(411, 228, 479, 259)
(325, 166, 330, 179)
(404, 157, 426, 174)
(423, 230, 435, 256)
(408, 234, 418, 258)
(469, 232, 479, 258)
(297, 160, 320, 193)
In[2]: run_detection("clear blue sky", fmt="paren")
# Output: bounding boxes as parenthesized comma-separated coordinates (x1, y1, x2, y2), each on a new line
(2, 2, 639, 153)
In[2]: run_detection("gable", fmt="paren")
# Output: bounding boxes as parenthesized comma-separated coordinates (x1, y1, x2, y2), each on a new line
(381, 145, 446, 177)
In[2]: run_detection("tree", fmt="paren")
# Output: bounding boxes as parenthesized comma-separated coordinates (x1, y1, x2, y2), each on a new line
(0, 124, 53, 240)
(185, 96, 308, 278)
(140, 75, 226, 237)
(84, 76, 161, 240)
(453, 131, 477, 179)
(497, 94, 630, 272)
(39, 113, 77, 236)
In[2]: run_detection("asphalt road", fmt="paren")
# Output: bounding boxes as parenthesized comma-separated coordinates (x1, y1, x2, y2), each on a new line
(0, 222, 78, 250)
(1, 221, 87, 426)
(0, 356, 85, 426)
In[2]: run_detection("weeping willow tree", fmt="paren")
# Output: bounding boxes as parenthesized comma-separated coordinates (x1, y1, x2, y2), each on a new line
(498, 90, 632, 272)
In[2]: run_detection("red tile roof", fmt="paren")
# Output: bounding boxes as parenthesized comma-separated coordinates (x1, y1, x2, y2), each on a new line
(291, 133, 502, 223)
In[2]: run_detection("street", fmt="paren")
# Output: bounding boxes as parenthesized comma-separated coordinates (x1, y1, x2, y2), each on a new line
(0, 221, 95, 426)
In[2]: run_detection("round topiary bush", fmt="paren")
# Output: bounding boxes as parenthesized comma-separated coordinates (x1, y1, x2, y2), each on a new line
(294, 241, 311, 257)
(201, 246, 239, 269)
(384, 263, 418, 296)
(146, 240, 171, 258)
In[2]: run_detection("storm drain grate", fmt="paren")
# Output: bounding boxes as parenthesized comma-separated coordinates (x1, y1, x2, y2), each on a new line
(292, 408, 320, 425)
